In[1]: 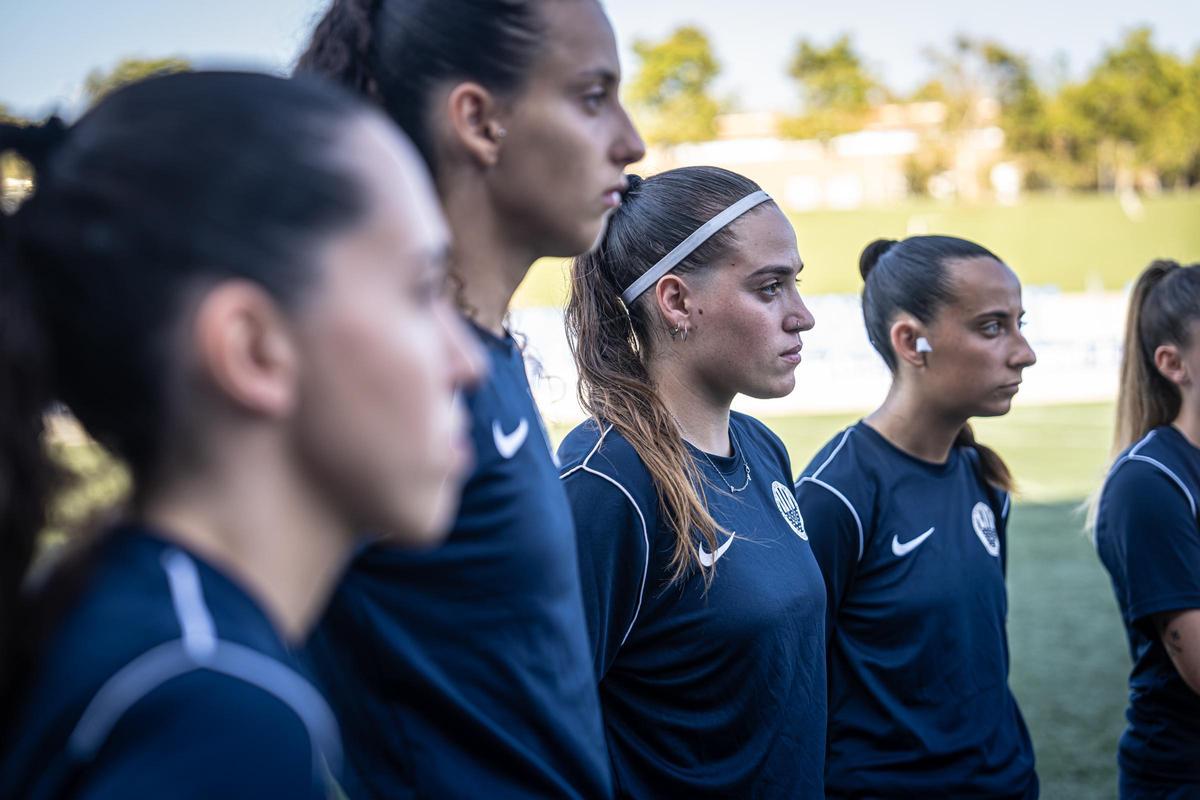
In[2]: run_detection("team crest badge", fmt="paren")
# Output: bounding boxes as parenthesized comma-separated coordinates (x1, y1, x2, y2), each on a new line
(772, 481, 807, 540)
(971, 501, 1000, 557)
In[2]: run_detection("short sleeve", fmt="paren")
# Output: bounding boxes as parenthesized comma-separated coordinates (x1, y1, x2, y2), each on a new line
(794, 477, 862, 639)
(79, 670, 326, 799)
(562, 469, 653, 679)
(1100, 461, 1200, 633)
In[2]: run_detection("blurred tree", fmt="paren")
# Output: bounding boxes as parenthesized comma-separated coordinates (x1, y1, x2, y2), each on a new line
(0, 103, 33, 184)
(84, 57, 190, 105)
(916, 36, 1068, 188)
(626, 26, 721, 146)
(1057, 28, 1200, 189)
(916, 37, 1043, 135)
(782, 34, 880, 140)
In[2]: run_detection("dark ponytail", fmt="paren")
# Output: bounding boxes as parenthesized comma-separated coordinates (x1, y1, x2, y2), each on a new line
(296, 0, 546, 173)
(1113, 259, 1200, 455)
(0, 71, 373, 712)
(567, 166, 772, 584)
(0, 159, 59, 714)
(858, 237, 897, 282)
(953, 423, 1013, 494)
(859, 234, 1015, 491)
(295, 0, 383, 103)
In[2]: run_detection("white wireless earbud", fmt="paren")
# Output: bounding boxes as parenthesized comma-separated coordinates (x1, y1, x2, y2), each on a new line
(916, 337, 933, 354)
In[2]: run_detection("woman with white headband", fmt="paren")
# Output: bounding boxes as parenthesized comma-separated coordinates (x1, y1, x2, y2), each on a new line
(559, 166, 826, 797)
(795, 236, 1038, 798)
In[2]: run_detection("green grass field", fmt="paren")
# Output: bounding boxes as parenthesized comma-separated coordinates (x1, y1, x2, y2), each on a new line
(1007, 501, 1128, 800)
(512, 192, 1200, 308)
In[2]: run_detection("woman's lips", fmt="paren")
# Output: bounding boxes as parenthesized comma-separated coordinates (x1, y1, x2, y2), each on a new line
(602, 179, 629, 209)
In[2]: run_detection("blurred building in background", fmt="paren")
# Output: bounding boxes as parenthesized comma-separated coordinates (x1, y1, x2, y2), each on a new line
(639, 100, 1017, 211)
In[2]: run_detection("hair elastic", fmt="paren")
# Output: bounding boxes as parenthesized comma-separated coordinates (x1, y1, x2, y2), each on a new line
(620, 189, 772, 305)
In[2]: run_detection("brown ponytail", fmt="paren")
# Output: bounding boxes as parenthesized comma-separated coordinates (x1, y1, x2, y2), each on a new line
(568, 250, 723, 586)
(1112, 260, 1200, 455)
(566, 167, 770, 585)
(1086, 259, 1200, 528)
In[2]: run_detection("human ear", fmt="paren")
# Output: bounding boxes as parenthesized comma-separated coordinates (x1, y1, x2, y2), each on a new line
(1155, 343, 1188, 387)
(654, 275, 694, 338)
(193, 280, 299, 418)
(445, 82, 505, 168)
(890, 317, 929, 368)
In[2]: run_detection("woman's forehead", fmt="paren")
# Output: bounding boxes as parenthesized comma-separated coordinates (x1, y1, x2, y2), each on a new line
(942, 256, 1023, 314)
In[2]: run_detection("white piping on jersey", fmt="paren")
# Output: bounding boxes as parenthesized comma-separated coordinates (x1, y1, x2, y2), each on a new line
(560, 424, 650, 650)
(796, 428, 865, 561)
(1000, 492, 1011, 520)
(811, 427, 855, 480)
(66, 549, 342, 787)
(1110, 429, 1197, 518)
(796, 476, 865, 562)
(161, 550, 216, 660)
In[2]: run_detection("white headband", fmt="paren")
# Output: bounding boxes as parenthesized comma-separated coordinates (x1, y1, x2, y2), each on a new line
(619, 190, 772, 305)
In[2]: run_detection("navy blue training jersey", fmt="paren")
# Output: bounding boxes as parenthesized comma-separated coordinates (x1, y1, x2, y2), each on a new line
(559, 412, 827, 799)
(0, 525, 340, 800)
(1095, 425, 1200, 789)
(306, 323, 610, 800)
(794, 421, 1036, 799)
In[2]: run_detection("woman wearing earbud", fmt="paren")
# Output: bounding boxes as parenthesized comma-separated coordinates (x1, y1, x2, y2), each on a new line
(794, 236, 1039, 798)
(1094, 260, 1200, 798)
(559, 167, 827, 798)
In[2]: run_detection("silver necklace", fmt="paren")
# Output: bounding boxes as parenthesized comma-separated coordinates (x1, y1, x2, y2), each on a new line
(696, 425, 752, 493)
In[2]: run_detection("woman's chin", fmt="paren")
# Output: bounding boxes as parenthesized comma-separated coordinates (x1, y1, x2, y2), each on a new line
(742, 375, 798, 402)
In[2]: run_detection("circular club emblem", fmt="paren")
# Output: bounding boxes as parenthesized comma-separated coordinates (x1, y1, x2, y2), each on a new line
(971, 501, 1000, 557)
(772, 481, 807, 540)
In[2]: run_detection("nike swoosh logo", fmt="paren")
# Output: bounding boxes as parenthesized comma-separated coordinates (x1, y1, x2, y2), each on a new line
(492, 418, 529, 459)
(697, 534, 735, 567)
(892, 526, 935, 557)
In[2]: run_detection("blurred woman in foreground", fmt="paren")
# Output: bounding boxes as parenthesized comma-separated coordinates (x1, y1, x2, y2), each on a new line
(0, 71, 480, 798)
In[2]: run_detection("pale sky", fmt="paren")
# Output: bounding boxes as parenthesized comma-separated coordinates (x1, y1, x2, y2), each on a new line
(2, 0, 1197, 118)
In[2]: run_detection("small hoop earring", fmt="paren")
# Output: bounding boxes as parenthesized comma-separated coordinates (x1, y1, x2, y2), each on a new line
(681, 327, 689, 342)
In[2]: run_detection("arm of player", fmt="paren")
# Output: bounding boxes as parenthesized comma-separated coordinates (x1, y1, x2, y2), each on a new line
(1156, 609, 1200, 696)
(794, 478, 861, 641)
(77, 670, 327, 800)
(1104, 461, 1200, 687)
(562, 469, 652, 680)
